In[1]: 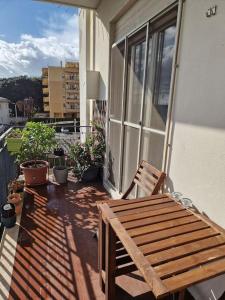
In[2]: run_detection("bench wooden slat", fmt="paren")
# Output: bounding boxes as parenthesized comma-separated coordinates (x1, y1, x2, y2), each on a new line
(155, 244, 225, 278)
(108, 194, 169, 208)
(118, 203, 184, 223)
(148, 235, 225, 265)
(123, 210, 191, 230)
(112, 197, 173, 213)
(136, 168, 158, 185)
(163, 257, 225, 293)
(134, 173, 156, 193)
(133, 178, 152, 195)
(134, 221, 209, 246)
(141, 160, 162, 177)
(128, 215, 197, 237)
(139, 228, 219, 255)
(116, 202, 177, 217)
(122, 160, 165, 199)
(109, 217, 169, 297)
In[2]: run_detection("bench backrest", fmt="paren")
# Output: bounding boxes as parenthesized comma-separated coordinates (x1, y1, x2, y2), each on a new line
(122, 160, 166, 199)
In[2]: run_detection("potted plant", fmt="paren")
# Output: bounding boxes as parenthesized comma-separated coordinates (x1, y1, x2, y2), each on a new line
(68, 123, 105, 182)
(6, 128, 23, 153)
(8, 179, 24, 193)
(53, 156, 68, 184)
(16, 122, 56, 186)
(8, 192, 23, 215)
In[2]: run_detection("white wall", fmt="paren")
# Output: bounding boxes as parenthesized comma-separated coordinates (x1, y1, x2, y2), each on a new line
(79, 0, 225, 228)
(0, 102, 9, 125)
(79, 9, 90, 129)
(168, 0, 225, 228)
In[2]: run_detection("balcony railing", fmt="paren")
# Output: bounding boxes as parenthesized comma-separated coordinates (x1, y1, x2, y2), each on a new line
(44, 105, 50, 111)
(42, 78, 48, 86)
(0, 128, 18, 206)
(43, 97, 49, 103)
(43, 87, 49, 94)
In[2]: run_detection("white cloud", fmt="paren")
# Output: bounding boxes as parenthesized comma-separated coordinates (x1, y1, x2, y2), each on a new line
(0, 13, 79, 78)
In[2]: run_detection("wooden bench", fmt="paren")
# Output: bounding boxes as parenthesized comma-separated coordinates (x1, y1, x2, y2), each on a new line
(97, 161, 166, 291)
(99, 195, 225, 300)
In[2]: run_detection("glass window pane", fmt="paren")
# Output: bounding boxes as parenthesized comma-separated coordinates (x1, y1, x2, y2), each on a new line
(108, 122, 121, 188)
(110, 42, 125, 120)
(125, 32, 146, 124)
(140, 130, 165, 170)
(144, 25, 176, 131)
(122, 126, 139, 198)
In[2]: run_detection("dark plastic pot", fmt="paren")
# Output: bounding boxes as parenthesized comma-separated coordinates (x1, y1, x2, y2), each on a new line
(54, 148, 64, 156)
(82, 166, 99, 182)
(1, 203, 16, 228)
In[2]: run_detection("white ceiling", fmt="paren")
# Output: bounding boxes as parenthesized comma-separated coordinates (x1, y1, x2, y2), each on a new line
(37, 0, 101, 9)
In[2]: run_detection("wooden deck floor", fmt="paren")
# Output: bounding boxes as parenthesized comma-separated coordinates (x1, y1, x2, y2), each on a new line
(3, 180, 195, 300)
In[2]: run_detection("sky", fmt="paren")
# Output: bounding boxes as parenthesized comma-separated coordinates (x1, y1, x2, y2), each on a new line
(0, 0, 79, 78)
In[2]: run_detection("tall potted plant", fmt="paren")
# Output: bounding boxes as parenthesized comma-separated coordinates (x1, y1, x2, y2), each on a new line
(68, 123, 105, 182)
(17, 122, 56, 186)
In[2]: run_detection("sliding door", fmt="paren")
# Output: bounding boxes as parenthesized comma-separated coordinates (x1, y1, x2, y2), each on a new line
(108, 41, 125, 189)
(122, 28, 147, 196)
(108, 10, 177, 196)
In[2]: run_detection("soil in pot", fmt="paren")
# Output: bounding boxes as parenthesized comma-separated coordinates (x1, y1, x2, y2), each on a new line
(53, 166, 68, 184)
(20, 160, 48, 186)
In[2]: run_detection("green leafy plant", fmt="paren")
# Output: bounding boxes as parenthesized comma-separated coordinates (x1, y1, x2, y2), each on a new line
(7, 128, 23, 138)
(68, 123, 105, 180)
(16, 121, 56, 165)
(6, 128, 23, 153)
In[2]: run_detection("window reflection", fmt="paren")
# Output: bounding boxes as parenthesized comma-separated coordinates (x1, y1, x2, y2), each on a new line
(143, 25, 176, 131)
(125, 36, 146, 124)
(154, 26, 176, 118)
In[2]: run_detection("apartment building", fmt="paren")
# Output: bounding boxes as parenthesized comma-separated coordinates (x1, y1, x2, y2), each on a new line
(0, 97, 10, 125)
(42, 62, 80, 118)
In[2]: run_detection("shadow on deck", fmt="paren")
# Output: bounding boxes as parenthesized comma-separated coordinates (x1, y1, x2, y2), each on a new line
(4, 180, 193, 300)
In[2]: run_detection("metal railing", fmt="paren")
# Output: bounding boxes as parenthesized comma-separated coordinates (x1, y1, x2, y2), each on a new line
(0, 128, 18, 207)
(0, 124, 93, 204)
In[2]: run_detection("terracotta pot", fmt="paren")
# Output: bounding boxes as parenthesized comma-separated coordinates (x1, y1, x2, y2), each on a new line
(8, 193, 23, 215)
(20, 160, 48, 186)
(8, 193, 21, 204)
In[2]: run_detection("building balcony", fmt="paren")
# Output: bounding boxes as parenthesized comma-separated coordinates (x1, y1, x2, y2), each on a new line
(43, 97, 49, 103)
(0, 128, 205, 300)
(44, 105, 50, 111)
(43, 87, 49, 95)
(65, 88, 79, 93)
(42, 78, 48, 86)
(65, 98, 80, 102)
(64, 108, 79, 113)
(42, 68, 48, 77)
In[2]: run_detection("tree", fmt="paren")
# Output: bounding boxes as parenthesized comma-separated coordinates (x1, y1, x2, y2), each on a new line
(0, 76, 43, 116)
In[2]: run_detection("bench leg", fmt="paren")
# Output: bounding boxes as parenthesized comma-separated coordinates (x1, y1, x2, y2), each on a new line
(98, 212, 106, 292)
(105, 222, 116, 300)
(178, 290, 185, 300)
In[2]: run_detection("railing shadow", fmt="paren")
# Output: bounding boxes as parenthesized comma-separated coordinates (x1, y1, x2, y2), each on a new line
(8, 179, 109, 300)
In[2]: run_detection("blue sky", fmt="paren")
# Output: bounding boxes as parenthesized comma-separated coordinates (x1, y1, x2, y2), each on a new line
(0, 0, 79, 78)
